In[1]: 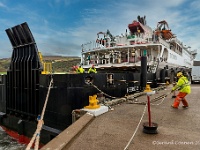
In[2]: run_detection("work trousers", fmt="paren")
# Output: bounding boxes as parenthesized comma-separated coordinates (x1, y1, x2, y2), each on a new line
(173, 92, 189, 108)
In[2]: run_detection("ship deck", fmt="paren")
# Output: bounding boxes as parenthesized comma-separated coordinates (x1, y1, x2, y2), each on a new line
(42, 84, 200, 150)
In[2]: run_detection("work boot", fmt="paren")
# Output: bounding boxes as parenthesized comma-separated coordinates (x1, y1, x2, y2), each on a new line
(182, 106, 188, 108)
(182, 99, 189, 106)
(171, 105, 178, 109)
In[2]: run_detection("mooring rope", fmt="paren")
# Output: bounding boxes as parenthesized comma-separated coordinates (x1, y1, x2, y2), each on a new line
(150, 93, 170, 106)
(26, 77, 53, 150)
(90, 82, 118, 99)
(128, 91, 171, 106)
(124, 103, 148, 150)
(123, 91, 172, 149)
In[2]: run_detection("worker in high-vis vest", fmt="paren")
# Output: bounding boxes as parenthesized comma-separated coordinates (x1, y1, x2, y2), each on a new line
(171, 72, 191, 109)
(76, 65, 85, 73)
(88, 65, 97, 74)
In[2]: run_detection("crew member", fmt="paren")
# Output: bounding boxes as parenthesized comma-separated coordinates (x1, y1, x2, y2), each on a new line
(88, 65, 97, 73)
(70, 66, 78, 73)
(76, 65, 85, 73)
(171, 72, 191, 109)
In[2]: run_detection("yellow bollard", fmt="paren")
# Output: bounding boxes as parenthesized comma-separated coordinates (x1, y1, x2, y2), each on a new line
(144, 84, 152, 92)
(84, 95, 100, 109)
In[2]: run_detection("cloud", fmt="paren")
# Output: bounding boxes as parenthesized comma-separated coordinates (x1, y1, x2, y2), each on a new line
(47, 0, 79, 8)
(39, 0, 200, 59)
(0, 0, 199, 61)
(190, 0, 200, 9)
(0, 2, 6, 8)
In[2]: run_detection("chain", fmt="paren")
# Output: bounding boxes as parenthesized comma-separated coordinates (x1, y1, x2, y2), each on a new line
(90, 82, 119, 99)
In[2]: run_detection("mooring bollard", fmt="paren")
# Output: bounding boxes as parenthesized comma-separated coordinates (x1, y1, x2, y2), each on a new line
(143, 84, 158, 134)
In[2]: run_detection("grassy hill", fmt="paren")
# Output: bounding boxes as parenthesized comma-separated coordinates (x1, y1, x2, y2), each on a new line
(0, 58, 10, 73)
(0, 56, 81, 73)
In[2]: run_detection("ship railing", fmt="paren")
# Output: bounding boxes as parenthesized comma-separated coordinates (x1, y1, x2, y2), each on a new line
(82, 54, 159, 67)
(82, 37, 152, 52)
(82, 41, 108, 53)
(83, 48, 160, 64)
(158, 37, 170, 48)
(170, 37, 182, 45)
(127, 34, 153, 45)
(82, 54, 161, 72)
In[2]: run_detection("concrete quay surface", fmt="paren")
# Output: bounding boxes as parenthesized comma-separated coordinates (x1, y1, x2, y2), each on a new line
(42, 84, 200, 150)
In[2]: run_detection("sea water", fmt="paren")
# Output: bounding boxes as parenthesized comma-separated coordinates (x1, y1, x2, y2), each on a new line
(0, 127, 25, 150)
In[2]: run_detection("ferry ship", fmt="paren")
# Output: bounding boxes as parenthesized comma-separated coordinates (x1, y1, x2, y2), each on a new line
(0, 16, 197, 148)
(81, 16, 197, 83)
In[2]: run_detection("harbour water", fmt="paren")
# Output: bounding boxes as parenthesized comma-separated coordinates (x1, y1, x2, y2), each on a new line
(0, 127, 25, 150)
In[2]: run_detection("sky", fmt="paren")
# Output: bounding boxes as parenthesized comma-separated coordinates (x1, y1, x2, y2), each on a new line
(0, 0, 200, 60)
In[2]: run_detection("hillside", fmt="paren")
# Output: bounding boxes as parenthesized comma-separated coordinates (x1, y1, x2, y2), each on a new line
(0, 56, 81, 73)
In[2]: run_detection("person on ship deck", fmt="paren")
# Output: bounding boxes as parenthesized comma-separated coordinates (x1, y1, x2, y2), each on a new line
(88, 65, 97, 74)
(76, 65, 85, 73)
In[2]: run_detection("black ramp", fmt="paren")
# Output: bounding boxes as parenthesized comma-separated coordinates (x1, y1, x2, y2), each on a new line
(5, 22, 41, 118)
(21, 22, 35, 43)
(16, 25, 28, 45)
(11, 26, 22, 46)
(5, 29, 17, 47)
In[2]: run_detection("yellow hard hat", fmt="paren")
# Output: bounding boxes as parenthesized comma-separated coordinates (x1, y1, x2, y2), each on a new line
(177, 72, 182, 77)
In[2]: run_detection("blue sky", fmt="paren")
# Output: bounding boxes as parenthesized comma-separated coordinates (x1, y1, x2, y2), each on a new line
(0, 0, 200, 60)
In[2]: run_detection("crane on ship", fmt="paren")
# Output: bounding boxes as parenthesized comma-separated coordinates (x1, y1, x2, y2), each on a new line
(96, 31, 106, 46)
(106, 29, 115, 42)
(137, 15, 146, 25)
(106, 29, 116, 47)
(96, 30, 116, 47)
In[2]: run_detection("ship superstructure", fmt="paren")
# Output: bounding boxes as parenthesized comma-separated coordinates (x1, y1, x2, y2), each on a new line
(81, 16, 197, 82)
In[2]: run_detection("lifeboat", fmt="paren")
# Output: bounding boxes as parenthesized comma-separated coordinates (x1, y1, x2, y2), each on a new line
(128, 20, 146, 33)
(155, 20, 174, 40)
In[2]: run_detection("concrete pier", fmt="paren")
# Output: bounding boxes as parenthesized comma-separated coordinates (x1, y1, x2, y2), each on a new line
(42, 84, 200, 150)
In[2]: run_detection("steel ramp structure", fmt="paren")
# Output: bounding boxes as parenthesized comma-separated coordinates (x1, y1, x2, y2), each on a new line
(5, 22, 42, 118)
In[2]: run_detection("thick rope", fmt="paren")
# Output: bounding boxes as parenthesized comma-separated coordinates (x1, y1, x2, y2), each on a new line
(26, 78, 53, 150)
(124, 103, 147, 150)
(150, 92, 170, 106)
(124, 91, 172, 149)
(128, 92, 171, 106)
